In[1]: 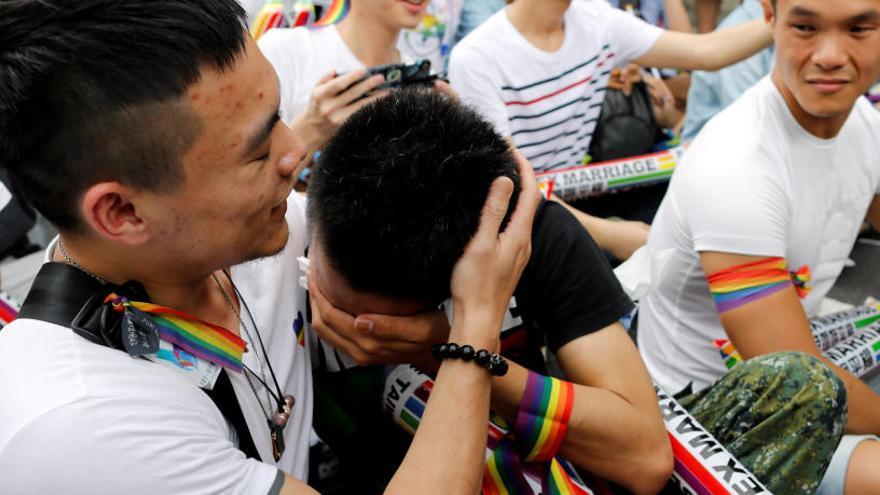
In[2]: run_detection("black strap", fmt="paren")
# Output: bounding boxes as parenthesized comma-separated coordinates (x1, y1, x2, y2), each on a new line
(207, 370, 262, 461)
(17, 262, 262, 461)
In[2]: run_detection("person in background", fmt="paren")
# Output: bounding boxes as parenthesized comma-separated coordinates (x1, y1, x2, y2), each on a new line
(454, 0, 506, 43)
(695, 0, 723, 31)
(682, 0, 773, 140)
(638, 0, 880, 493)
(449, 0, 771, 261)
(257, 0, 452, 163)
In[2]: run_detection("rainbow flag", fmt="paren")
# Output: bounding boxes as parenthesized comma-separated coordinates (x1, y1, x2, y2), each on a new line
(313, 0, 349, 26)
(250, 0, 287, 40)
(713, 339, 742, 369)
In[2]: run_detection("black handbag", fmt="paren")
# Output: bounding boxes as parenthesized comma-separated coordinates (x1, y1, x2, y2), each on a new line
(588, 80, 665, 162)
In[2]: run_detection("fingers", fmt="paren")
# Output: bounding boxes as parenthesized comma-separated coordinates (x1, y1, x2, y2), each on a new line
(504, 149, 541, 238)
(472, 176, 514, 246)
(433, 80, 459, 101)
(313, 69, 369, 99)
(332, 88, 391, 123)
(308, 278, 356, 333)
(308, 278, 431, 364)
(356, 309, 449, 345)
(317, 70, 337, 86)
(335, 73, 386, 107)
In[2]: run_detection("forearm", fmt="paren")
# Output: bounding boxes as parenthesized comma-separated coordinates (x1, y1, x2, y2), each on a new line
(697, 19, 772, 71)
(821, 357, 880, 435)
(386, 315, 498, 495)
(490, 362, 671, 494)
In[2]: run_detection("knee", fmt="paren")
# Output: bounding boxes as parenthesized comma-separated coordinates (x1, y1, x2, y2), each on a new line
(747, 351, 847, 432)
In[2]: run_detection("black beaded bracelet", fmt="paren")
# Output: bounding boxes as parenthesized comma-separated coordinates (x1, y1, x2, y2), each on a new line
(431, 343, 509, 376)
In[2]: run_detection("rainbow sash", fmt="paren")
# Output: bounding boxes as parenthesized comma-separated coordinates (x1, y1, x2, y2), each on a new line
(707, 257, 811, 314)
(106, 294, 247, 372)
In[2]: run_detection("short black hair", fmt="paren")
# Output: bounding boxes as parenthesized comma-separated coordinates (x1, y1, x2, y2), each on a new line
(308, 88, 520, 304)
(0, 0, 247, 232)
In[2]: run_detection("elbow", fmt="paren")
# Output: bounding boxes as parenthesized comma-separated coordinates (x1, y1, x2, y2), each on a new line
(625, 434, 674, 495)
(645, 446, 675, 494)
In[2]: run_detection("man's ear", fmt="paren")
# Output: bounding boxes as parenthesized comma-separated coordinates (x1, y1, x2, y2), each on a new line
(761, 0, 777, 28)
(79, 182, 151, 246)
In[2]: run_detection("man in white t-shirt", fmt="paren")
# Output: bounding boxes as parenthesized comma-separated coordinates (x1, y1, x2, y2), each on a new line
(448, 0, 773, 261)
(257, 0, 456, 161)
(638, 0, 880, 493)
(0, 1, 540, 493)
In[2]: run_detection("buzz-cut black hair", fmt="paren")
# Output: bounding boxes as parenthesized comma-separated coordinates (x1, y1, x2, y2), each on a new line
(0, 0, 247, 232)
(308, 88, 521, 304)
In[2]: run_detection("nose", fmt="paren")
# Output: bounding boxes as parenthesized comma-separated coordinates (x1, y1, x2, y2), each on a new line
(811, 33, 847, 71)
(275, 124, 308, 178)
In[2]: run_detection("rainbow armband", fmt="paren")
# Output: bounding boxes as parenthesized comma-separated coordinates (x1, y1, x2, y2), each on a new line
(707, 257, 811, 314)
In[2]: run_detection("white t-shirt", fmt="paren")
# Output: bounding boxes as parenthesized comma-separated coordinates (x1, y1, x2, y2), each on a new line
(259, 25, 425, 126)
(638, 77, 880, 393)
(0, 194, 313, 494)
(259, 25, 363, 125)
(397, 0, 464, 71)
(448, 1, 662, 172)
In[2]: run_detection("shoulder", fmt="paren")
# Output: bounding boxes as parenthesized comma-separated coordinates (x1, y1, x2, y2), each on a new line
(568, 0, 614, 21)
(0, 385, 276, 494)
(0, 319, 227, 450)
(851, 96, 880, 133)
(450, 9, 509, 60)
(683, 78, 784, 176)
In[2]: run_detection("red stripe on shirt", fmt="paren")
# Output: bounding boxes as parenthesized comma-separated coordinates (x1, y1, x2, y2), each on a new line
(504, 52, 615, 107)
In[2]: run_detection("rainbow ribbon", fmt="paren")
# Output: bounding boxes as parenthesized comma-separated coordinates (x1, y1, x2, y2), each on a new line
(707, 257, 811, 314)
(312, 0, 349, 26)
(483, 372, 586, 494)
(250, 0, 288, 40)
(106, 295, 247, 372)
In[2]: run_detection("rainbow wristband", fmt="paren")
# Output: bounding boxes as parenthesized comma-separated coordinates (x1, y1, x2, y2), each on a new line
(514, 372, 574, 462)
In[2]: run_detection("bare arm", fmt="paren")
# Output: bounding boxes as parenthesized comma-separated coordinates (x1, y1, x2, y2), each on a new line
(695, 0, 722, 33)
(664, 0, 694, 32)
(867, 195, 880, 230)
(551, 195, 648, 261)
(487, 325, 672, 495)
(635, 19, 772, 71)
(701, 251, 880, 435)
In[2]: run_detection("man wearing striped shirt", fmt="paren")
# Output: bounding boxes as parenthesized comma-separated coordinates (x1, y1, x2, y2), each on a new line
(449, 0, 772, 260)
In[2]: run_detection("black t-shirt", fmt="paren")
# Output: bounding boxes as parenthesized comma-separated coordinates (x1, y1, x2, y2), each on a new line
(310, 200, 634, 492)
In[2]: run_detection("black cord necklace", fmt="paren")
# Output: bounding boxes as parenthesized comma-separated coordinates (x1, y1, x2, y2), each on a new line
(213, 272, 294, 462)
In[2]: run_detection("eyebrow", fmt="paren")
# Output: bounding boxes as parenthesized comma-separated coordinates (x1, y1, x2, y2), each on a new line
(241, 103, 281, 160)
(787, 6, 818, 18)
(848, 9, 880, 24)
